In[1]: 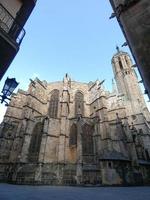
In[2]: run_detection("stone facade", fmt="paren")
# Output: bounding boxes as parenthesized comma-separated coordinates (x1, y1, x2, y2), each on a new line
(0, 50, 150, 185)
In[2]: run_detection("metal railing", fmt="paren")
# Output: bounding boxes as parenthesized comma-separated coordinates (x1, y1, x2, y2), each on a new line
(0, 3, 26, 45)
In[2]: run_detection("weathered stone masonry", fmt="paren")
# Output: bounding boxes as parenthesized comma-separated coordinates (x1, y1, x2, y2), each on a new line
(0, 50, 150, 185)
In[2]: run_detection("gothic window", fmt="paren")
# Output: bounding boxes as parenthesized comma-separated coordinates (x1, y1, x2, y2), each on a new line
(75, 91, 84, 116)
(28, 122, 43, 162)
(125, 56, 129, 66)
(69, 124, 77, 146)
(82, 124, 94, 155)
(49, 89, 59, 118)
(118, 58, 123, 70)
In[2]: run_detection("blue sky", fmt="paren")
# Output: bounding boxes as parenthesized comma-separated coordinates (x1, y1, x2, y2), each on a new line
(0, 0, 149, 121)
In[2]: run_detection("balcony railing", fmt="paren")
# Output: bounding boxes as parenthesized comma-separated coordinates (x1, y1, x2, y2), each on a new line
(0, 3, 26, 45)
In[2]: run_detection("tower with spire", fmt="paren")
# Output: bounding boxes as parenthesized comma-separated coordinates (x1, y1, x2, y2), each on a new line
(111, 47, 146, 115)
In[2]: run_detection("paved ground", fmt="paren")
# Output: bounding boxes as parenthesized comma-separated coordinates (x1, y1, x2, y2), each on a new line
(0, 184, 150, 200)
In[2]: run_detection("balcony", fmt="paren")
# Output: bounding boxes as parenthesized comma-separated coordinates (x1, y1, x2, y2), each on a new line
(0, 3, 26, 45)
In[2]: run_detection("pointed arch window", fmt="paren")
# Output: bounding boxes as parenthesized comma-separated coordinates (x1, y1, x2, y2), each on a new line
(69, 124, 77, 146)
(118, 57, 123, 70)
(28, 122, 43, 162)
(75, 91, 84, 116)
(125, 56, 129, 66)
(82, 124, 94, 155)
(49, 89, 59, 118)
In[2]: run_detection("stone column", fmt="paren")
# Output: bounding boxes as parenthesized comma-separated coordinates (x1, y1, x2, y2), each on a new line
(58, 118, 67, 163)
(115, 113, 128, 157)
(97, 94, 112, 152)
(57, 89, 70, 184)
(76, 116, 83, 184)
(39, 117, 49, 163)
(20, 119, 34, 163)
(124, 120, 138, 165)
(93, 116, 101, 155)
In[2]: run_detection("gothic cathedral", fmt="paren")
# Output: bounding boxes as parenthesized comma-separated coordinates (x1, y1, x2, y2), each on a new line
(0, 49, 150, 185)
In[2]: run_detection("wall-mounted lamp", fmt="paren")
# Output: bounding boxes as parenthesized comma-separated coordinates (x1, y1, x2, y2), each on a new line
(0, 77, 19, 106)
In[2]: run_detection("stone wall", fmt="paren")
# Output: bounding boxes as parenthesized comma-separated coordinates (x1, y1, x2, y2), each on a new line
(0, 52, 150, 185)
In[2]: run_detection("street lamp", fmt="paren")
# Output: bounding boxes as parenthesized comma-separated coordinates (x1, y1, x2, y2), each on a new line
(0, 77, 19, 106)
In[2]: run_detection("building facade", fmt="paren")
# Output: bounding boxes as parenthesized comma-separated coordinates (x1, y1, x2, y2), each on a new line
(0, 50, 150, 185)
(109, 0, 150, 98)
(0, 0, 36, 80)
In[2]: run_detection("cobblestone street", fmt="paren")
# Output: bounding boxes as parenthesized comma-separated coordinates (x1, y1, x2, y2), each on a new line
(0, 184, 150, 200)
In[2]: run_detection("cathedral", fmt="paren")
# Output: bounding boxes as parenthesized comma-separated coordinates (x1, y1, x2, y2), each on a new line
(0, 49, 150, 186)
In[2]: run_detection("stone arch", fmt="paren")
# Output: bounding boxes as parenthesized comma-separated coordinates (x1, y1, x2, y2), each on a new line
(49, 89, 59, 118)
(69, 124, 77, 147)
(75, 91, 84, 116)
(28, 122, 43, 162)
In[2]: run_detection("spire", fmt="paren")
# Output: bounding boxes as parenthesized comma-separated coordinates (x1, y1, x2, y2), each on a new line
(65, 73, 68, 78)
(63, 73, 71, 82)
(63, 73, 71, 89)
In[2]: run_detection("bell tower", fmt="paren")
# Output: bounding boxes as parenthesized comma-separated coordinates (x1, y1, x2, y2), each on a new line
(111, 47, 145, 114)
